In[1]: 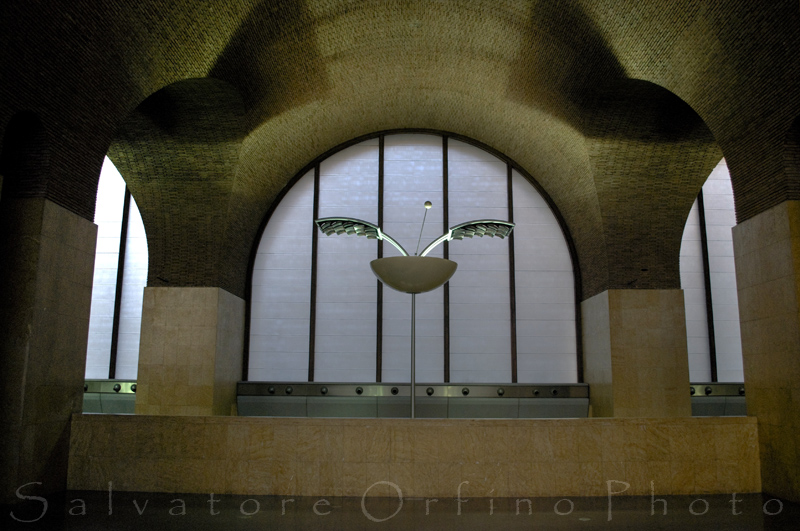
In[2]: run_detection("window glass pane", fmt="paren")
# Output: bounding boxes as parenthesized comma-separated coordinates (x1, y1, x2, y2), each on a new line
(315, 139, 379, 382)
(679, 159, 744, 382)
(447, 139, 511, 383)
(702, 160, 743, 382)
(114, 196, 148, 380)
(512, 170, 577, 383)
(382, 134, 444, 382)
(85, 158, 125, 378)
(249, 170, 314, 381)
(680, 199, 712, 381)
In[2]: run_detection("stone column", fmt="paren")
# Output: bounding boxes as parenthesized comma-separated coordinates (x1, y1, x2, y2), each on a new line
(135, 287, 244, 416)
(0, 198, 96, 503)
(733, 200, 800, 502)
(582, 289, 692, 417)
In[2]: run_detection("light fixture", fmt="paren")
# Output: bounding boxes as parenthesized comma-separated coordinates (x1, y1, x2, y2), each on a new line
(315, 203, 514, 417)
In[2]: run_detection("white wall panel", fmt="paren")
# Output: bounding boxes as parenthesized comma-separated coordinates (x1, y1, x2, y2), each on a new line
(512, 170, 577, 383)
(249, 170, 314, 381)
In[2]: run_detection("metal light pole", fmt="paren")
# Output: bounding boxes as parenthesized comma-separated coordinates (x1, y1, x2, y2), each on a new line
(315, 204, 513, 419)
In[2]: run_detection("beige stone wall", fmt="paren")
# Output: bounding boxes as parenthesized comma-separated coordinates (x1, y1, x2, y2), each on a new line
(733, 200, 800, 502)
(582, 289, 692, 418)
(68, 414, 760, 498)
(0, 199, 97, 503)
(582, 291, 613, 416)
(135, 287, 244, 416)
(214, 288, 246, 415)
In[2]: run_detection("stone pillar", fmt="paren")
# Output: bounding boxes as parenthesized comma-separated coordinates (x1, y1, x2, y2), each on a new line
(0, 198, 96, 503)
(733, 200, 800, 502)
(135, 287, 244, 416)
(582, 289, 692, 417)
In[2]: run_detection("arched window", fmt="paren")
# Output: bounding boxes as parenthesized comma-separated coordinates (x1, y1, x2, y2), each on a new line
(248, 133, 578, 384)
(680, 159, 744, 382)
(85, 157, 148, 379)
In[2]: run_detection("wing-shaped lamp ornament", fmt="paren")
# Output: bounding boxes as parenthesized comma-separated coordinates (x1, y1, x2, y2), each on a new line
(315, 216, 514, 293)
(315, 203, 514, 417)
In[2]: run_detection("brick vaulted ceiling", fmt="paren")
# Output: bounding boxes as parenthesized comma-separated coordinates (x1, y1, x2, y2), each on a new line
(1, 1, 799, 300)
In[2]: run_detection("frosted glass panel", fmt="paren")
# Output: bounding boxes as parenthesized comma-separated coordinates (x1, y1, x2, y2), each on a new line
(315, 140, 379, 382)
(249, 170, 314, 381)
(448, 140, 511, 383)
(382, 134, 444, 382)
(85, 158, 125, 379)
(680, 199, 712, 381)
(114, 197, 148, 379)
(702, 160, 743, 382)
(512, 170, 577, 384)
(679, 159, 744, 382)
(247, 133, 579, 385)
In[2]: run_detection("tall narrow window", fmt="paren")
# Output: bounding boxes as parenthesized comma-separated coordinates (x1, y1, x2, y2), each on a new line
(512, 170, 577, 383)
(382, 134, 445, 383)
(85, 157, 148, 379)
(249, 170, 314, 382)
(680, 159, 744, 382)
(447, 140, 511, 383)
(315, 140, 380, 382)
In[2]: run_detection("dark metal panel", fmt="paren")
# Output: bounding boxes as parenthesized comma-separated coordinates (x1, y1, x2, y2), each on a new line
(377, 396, 411, 418)
(724, 397, 747, 416)
(237, 396, 307, 417)
(415, 397, 449, 418)
(518, 398, 589, 418)
(99, 394, 136, 414)
(691, 397, 726, 416)
(307, 397, 378, 417)
(449, 398, 519, 418)
(81, 394, 102, 413)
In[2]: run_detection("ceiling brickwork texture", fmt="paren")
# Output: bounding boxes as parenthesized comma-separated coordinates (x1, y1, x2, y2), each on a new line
(1, 0, 799, 300)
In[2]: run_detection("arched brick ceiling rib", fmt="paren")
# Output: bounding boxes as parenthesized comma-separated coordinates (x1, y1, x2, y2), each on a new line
(108, 0, 723, 298)
(208, 0, 718, 297)
(107, 78, 247, 290)
(580, 0, 800, 222)
(3, 1, 798, 299)
(584, 80, 721, 290)
(209, 0, 609, 298)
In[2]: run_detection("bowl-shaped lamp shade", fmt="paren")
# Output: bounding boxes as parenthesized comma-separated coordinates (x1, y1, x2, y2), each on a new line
(370, 256, 457, 294)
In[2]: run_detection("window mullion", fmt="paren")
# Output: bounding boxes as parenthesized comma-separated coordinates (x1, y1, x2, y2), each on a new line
(697, 189, 718, 382)
(507, 164, 518, 383)
(376, 136, 384, 382)
(108, 186, 131, 380)
(442, 135, 450, 383)
(308, 165, 321, 382)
